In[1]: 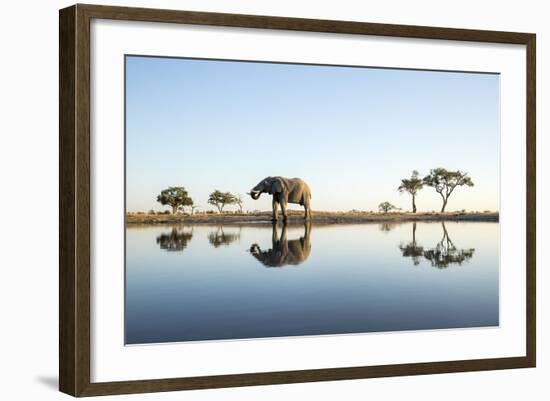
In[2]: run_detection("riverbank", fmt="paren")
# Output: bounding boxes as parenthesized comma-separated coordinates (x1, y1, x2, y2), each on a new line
(126, 211, 499, 225)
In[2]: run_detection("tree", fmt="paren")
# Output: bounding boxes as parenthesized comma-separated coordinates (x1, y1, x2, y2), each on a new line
(235, 194, 244, 214)
(398, 170, 424, 213)
(423, 168, 474, 212)
(378, 201, 397, 213)
(156, 187, 193, 214)
(208, 190, 237, 213)
(178, 203, 196, 214)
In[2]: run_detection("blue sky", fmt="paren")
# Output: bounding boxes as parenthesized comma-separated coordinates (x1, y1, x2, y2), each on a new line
(126, 56, 499, 213)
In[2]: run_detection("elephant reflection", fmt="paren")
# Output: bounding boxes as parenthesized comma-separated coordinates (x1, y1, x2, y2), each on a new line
(423, 222, 475, 269)
(399, 222, 475, 268)
(208, 226, 241, 248)
(249, 222, 311, 267)
(156, 227, 193, 252)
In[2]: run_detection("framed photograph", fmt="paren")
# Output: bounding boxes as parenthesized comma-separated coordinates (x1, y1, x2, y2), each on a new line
(59, 4, 536, 397)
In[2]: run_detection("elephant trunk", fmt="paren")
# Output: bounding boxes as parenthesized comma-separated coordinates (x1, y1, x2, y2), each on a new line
(249, 189, 261, 200)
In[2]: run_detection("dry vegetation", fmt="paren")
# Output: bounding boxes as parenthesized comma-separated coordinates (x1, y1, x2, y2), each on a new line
(127, 210, 499, 225)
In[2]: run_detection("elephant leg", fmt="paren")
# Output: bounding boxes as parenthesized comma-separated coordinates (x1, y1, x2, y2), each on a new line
(304, 198, 311, 220)
(280, 199, 288, 221)
(272, 198, 278, 221)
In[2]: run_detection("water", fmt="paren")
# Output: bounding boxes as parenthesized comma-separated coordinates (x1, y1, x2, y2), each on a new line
(125, 221, 499, 344)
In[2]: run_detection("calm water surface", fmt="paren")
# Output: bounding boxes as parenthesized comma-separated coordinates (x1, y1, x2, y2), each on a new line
(125, 221, 499, 344)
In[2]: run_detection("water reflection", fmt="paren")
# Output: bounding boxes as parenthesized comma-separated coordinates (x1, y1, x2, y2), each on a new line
(399, 222, 475, 268)
(207, 226, 241, 248)
(156, 228, 193, 252)
(379, 223, 397, 233)
(249, 222, 312, 267)
(129, 221, 498, 343)
(399, 222, 424, 265)
(423, 223, 475, 269)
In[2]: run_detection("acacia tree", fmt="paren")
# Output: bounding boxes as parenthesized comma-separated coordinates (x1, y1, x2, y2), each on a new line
(378, 201, 397, 214)
(156, 187, 193, 214)
(208, 190, 237, 213)
(423, 168, 474, 212)
(234, 194, 244, 214)
(398, 170, 424, 213)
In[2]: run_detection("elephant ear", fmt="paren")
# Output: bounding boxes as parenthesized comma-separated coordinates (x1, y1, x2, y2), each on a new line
(271, 178, 284, 194)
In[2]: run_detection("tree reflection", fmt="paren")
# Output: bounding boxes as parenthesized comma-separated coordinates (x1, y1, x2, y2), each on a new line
(156, 227, 193, 252)
(208, 226, 241, 248)
(423, 223, 475, 269)
(399, 222, 475, 268)
(249, 222, 311, 267)
(398, 222, 424, 265)
(379, 223, 397, 233)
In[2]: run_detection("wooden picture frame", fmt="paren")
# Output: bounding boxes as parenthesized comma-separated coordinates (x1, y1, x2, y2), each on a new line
(59, 3, 536, 397)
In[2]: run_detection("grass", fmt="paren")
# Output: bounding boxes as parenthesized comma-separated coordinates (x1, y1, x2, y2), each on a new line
(126, 210, 499, 225)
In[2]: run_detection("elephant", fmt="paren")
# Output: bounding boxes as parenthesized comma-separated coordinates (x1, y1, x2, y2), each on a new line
(249, 176, 311, 221)
(249, 222, 311, 267)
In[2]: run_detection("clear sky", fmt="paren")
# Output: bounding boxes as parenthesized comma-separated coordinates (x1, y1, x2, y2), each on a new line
(126, 55, 499, 213)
